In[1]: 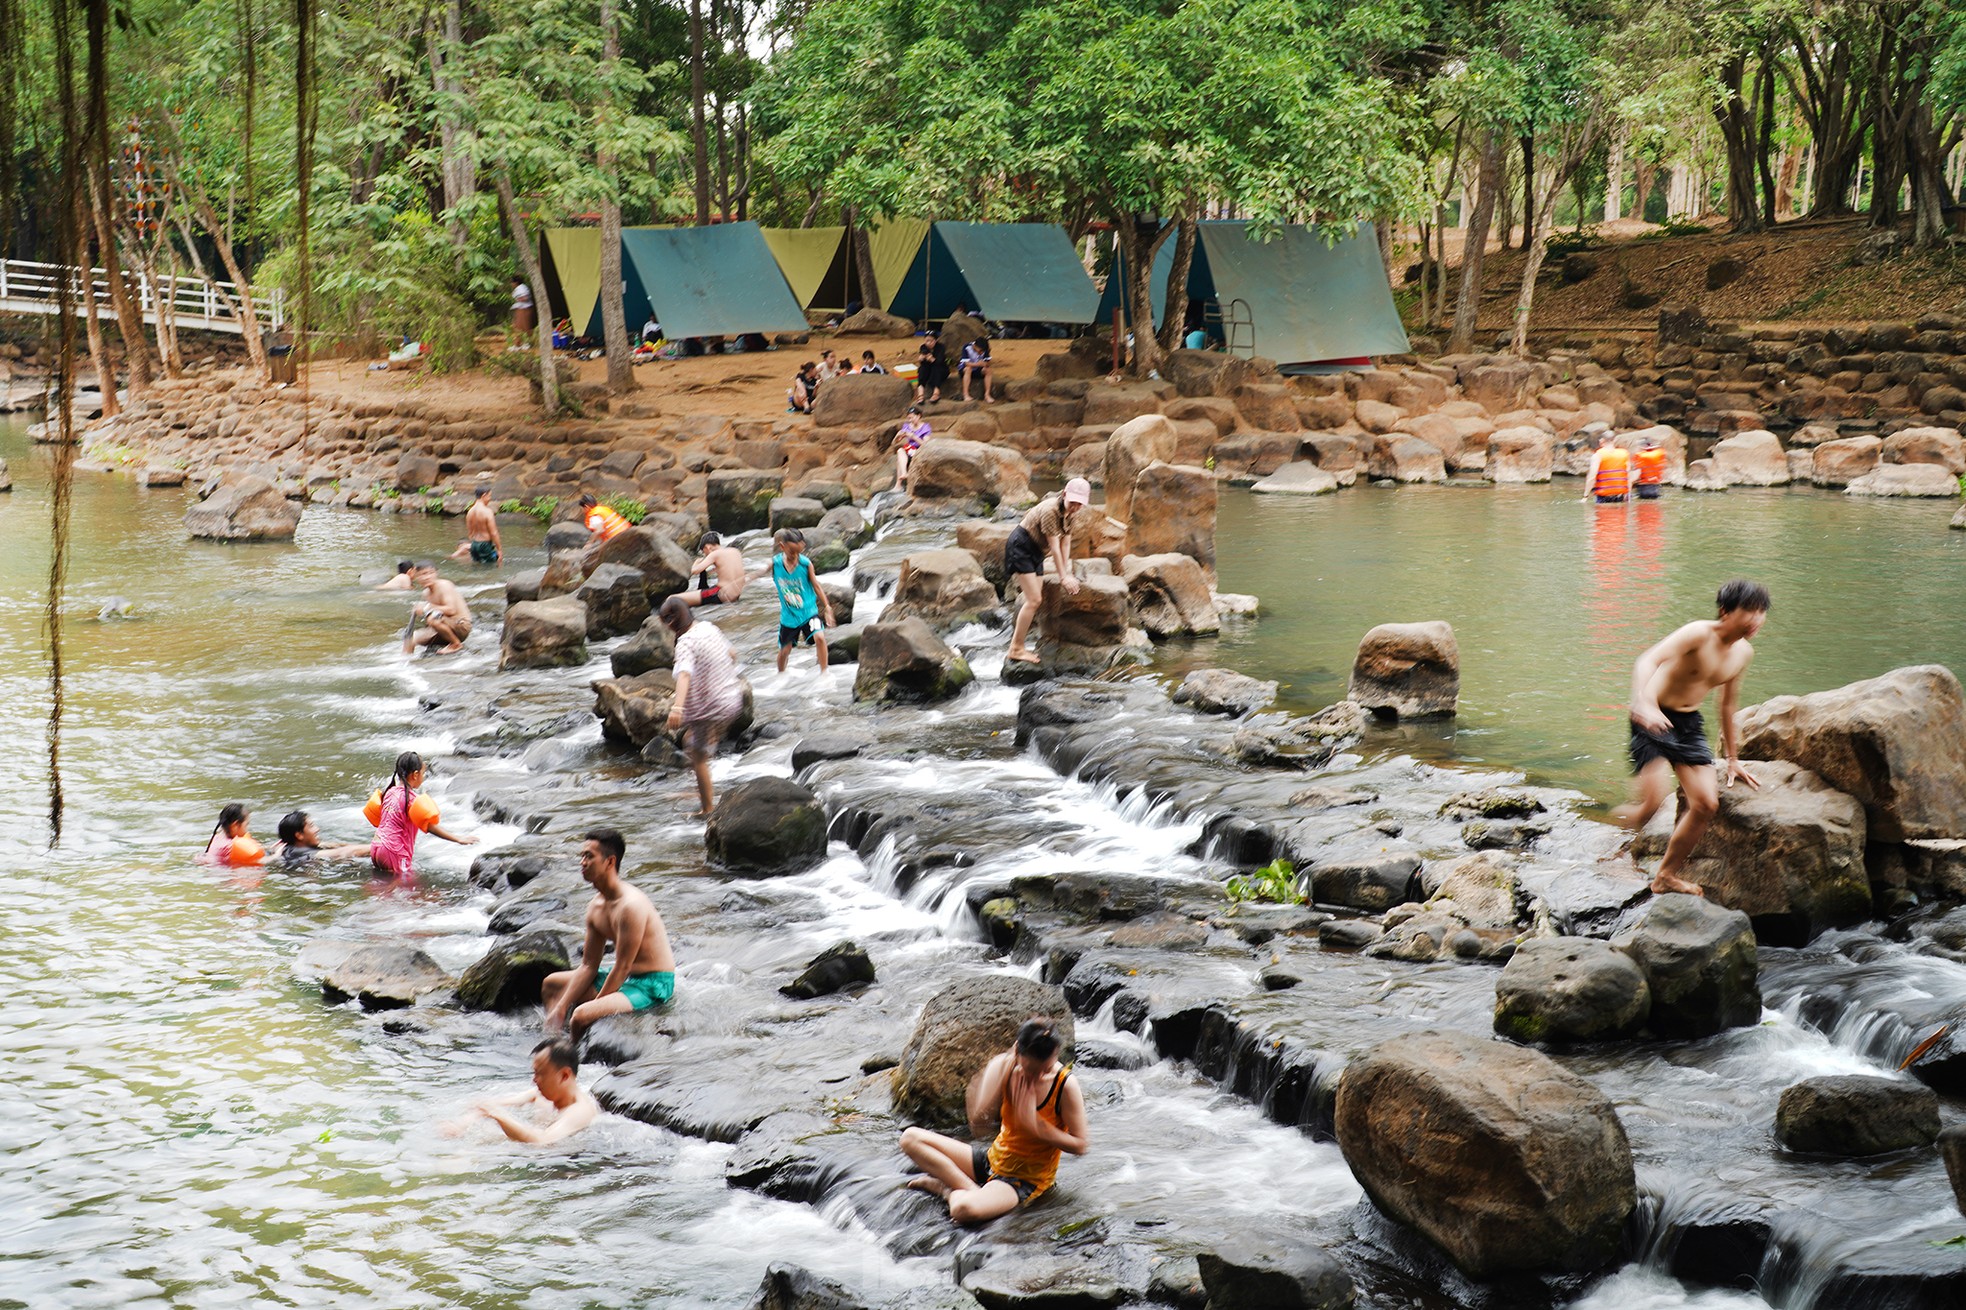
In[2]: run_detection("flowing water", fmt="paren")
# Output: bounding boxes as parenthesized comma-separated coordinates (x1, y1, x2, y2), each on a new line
(4, 413, 1962, 1309)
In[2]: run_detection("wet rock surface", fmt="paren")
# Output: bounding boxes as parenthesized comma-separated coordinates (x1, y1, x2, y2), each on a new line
(1493, 937, 1650, 1044)
(891, 976, 1074, 1129)
(1774, 1074, 1940, 1156)
(185, 474, 302, 540)
(1611, 894, 1761, 1038)
(705, 776, 829, 874)
(1349, 621, 1459, 718)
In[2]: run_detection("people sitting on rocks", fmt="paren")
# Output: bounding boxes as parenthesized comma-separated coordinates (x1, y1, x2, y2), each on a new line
(1613, 579, 1770, 896)
(856, 350, 887, 375)
(201, 803, 266, 867)
(893, 405, 931, 489)
(580, 493, 630, 543)
(540, 828, 677, 1036)
(376, 559, 416, 591)
(273, 810, 374, 867)
(683, 531, 747, 608)
(818, 349, 848, 380)
(659, 597, 745, 816)
(448, 487, 502, 566)
(788, 361, 819, 414)
(958, 337, 994, 403)
(444, 1038, 599, 1145)
(363, 750, 479, 879)
(1004, 478, 1090, 665)
(899, 1016, 1088, 1223)
(914, 332, 948, 404)
(404, 562, 474, 655)
(771, 529, 835, 675)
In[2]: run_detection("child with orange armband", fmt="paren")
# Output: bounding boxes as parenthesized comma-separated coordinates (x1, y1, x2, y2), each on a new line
(363, 751, 478, 878)
(200, 803, 267, 867)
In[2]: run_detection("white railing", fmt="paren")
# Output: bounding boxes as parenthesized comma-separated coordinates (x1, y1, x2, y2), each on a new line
(0, 258, 283, 336)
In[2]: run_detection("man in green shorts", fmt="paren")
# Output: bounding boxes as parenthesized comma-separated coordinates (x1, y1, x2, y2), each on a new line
(450, 486, 503, 566)
(540, 828, 677, 1036)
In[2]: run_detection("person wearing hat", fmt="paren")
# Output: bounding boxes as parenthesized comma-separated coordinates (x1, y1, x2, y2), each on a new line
(1004, 478, 1091, 665)
(1632, 434, 1667, 499)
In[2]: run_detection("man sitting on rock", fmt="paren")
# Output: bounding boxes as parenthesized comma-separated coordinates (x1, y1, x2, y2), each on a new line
(1614, 578, 1769, 896)
(681, 531, 747, 608)
(403, 563, 473, 654)
(899, 1017, 1087, 1223)
(444, 1038, 599, 1145)
(540, 828, 677, 1037)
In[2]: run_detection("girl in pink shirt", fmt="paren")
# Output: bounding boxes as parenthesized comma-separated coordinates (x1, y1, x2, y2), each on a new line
(362, 751, 478, 878)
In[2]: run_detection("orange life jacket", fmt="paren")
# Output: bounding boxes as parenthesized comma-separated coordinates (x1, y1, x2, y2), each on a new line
(585, 504, 630, 541)
(1634, 448, 1666, 485)
(1592, 447, 1631, 497)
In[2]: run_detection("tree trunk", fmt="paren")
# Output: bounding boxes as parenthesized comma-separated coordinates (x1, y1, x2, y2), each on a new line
(689, 0, 710, 225)
(1156, 215, 1197, 355)
(1448, 131, 1505, 353)
(76, 225, 118, 419)
(1603, 128, 1624, 222)
(84, 174, 152, 396)
(1518, 135, 1535, 250)
(1754, 56, 1779, 226)
(847, 205, 879, 308)
(429, 0, 477, 242)
(1512, 132, 1594, 357)
(597, 0, 635, 391)
(1115, 215, 1175, 378)
(495, 169, 561, 417)
(1714, 52, 1767, 233)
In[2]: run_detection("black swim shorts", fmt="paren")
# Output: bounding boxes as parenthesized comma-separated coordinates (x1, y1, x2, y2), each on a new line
(1004, 525, 1044, 578)
(1635, 484, 1661, 500)
(779, 617, 823, 648)
(970, 1140, 1039, 1205)
(1629, 707, 1714, 772)
(469, 539, 498, 564)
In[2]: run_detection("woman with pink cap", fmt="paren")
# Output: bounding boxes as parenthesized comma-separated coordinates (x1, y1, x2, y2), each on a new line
(1003, 477, 1092, 665)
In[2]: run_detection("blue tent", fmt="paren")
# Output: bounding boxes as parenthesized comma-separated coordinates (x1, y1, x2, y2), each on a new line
(619, 223, 810, 341)
(886, 222, 1099, 325)
(1096, 221, 1409, 364)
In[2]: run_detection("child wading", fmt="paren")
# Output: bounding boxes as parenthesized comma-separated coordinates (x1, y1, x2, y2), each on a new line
(364, 750, 478, 878)
(771, 529, 836, 673)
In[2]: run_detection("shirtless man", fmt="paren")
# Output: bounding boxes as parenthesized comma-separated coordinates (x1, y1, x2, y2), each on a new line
(1613, 579, 1769, 896)
(449, 487, 503, 565)
(540, 829, 677, 1036)
(444, 1038, 599, 1145)
(404, 563, 474, 654)
(681, 532, 747, 607)
(375, 560, 416, 592)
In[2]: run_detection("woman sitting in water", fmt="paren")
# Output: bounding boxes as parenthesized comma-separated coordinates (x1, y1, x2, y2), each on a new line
(200, 803, 267, 867)
(362, 751, 478, 879)
(899, 1016, 1087, 1223)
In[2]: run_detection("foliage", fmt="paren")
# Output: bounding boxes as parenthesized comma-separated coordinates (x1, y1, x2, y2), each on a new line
(604, 494, 649, 524)
(1545, 226, 1602, 257)
(1224, 859, 1304, 906)
(501, 495, 560, 524)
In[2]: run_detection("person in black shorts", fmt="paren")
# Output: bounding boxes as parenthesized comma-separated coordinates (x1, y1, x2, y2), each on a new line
(1004, 478, 1091, 665)
(1614, 579, 1770, 896)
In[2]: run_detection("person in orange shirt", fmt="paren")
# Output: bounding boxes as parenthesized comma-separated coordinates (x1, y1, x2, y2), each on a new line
(579, 493, 630, 542)
(898, 1017, 1088, 1223)
(1633, 434, 1668, 499)
(1581, 428, 1632, 505)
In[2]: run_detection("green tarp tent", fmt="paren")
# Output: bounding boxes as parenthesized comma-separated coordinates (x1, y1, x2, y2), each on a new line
(867, 219, 930, 311)
(540, 226, 657, 340)
(1095, 221, 1409, 364)
(759, 226, 853, 311)
(620, 222, 810, 341)
(886, 222, 1098, 325)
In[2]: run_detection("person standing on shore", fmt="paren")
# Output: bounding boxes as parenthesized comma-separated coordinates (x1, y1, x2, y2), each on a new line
(510, 278, 535, 347)
(1613, 579, 1769, 897)
(540, 829, 677, 1037)
(1003, 478, 1090, 666)
(682, 532, 747, 607)
(659, 597, 745, 815)
(404, 563, 473, 654)
(449, 487, 503, 565)
(1582, 429, 1631, 505)
(1633, 435, 1667, 500)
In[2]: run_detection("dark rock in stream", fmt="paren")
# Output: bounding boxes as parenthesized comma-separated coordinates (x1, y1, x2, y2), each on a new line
(852, 617, 975, 703)
(1492, 937, 1651, 1044)
(1309, 853, 1421, 912)
(1774, 1074, 1940, 1156)
(1941, 1125, 1966, 1215)
(486, 869, 588, 935)
(300, 941, 454, 1011)
(705, 777, 829, 874)
(609, 614, 675, 677)
(455, 930, 571, 1012)
(781, 941, 876, 999)
(891, 976, 1074, 1129)
(576, 562, 652, 638)
(544, 520, 590, 556)
(500, 596, 589, 669)
(1610, 894, 1761, 1038)
(1171, 668, 1276, 717)
(749, 1262, 981, 1310)
(467, 845, 573, 893)
(1197, 1238, 1355, 1310)
(791, 732, 869, 773)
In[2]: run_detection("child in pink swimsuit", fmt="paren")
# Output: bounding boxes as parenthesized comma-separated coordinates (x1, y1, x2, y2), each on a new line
(362, 751, 478, 877)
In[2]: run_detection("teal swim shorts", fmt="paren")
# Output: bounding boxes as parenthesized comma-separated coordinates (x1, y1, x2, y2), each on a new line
(594, 967, 676, 1010)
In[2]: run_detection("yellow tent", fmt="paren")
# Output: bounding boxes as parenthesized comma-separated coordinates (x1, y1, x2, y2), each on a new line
(759, 226, 847, 309)
(867, 218, 930, 312)
(541, 228, 602, 335)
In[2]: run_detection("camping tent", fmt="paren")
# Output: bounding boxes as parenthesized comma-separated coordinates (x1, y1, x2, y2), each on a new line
(540, 227, 656, 340)
(1094, 221, 1409, 365)
(619, 222, 810, 341)
(884, 222, 1099, 325)
(865, 218, 929, 311)
(759, 226, 856, 312)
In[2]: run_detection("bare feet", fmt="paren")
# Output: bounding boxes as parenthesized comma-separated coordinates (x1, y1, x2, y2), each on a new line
(904, 1176, 950, 1199)
(1649, 873, 1705, 897)
(1005, 650, 1041, 665)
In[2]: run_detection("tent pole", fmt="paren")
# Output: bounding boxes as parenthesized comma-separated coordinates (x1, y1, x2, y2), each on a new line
(1111, 307, 1122, 376)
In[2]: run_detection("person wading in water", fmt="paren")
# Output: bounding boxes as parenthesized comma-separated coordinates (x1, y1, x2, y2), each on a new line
(1582, 429, 1632, 505)
(1613, 579, 1769, 896)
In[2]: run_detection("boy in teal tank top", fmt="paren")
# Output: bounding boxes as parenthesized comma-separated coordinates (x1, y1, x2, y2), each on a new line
(772, 529, 837, 672)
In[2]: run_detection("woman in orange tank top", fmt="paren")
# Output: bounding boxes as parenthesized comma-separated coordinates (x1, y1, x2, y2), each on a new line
(899, 1016, 1089, 1223)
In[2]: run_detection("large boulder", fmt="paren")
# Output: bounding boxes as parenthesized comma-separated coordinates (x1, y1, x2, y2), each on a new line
(576, 562, 652, 639)
(1710, 429, 1790, 485)
(907, 438, 1033, 505)
(1775, 1074, 1941, 1157)
(1038, 572, 1132, 648)
(1172, 668, 1276, 717)
(1365, 435, 1447, 484)
(1810, 435, 1882, 487)
(1349, 621, 1459, 719)
(1737, 665, 1966, 842)
(1676, 760, 1870, 943)
(583, 525, 695, 598)
(704, 776, 829, 875)
(1310, 853, 1422, 912)
(302, 941, 454, 1011)
(1611, 894, 1761, 1038)
(1163, 348, 1253, 398)
(836, 307, 916, 337)
(610, 614, 677, 677)
(1845, 463, 1959, 496)
(706, 470, 784, 532)
(812, 371, 911, 427)
(1195, 1241, 1354, 1310)
(1486, 427, 1554, 483)
(1104, 414, 1179, 522)
(767, 496, 827, 531)
(456, 931, 571, 1012)
(1249, 461, 1338, 495)
(593, 670, 679, 746)
(954, 519, 1015, 584)
(1123, 461, 1216, 571)
(1122, 552, 1219, 638)
(881, 548, 999, 628)
(501, 596, 590, 670)
(1881, 425, 1966, 474)
(852, 617, 975, 703)
(1493, 937, 1651, 1044)
(185, 475, 301, 540)
(1334, 1030, 1636, 1278)
(891, 975, 1074, 1128)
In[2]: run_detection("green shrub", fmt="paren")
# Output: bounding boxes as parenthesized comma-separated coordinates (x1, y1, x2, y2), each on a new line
(1224, 858, 1304, 906)
(604, 495, 649, 525)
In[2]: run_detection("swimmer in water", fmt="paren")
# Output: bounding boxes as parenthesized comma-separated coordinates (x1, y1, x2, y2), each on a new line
(448, 487, 503, 566)
(363, 751, 478, 878)
(375, 560, 416, 592)
(443, 1038, 598, 1145)
(273, 810, 375, 867)
(201, 803, 267, 867)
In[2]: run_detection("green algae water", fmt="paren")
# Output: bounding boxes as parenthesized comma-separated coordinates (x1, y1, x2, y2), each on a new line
(1193, 481, 1966, 803)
